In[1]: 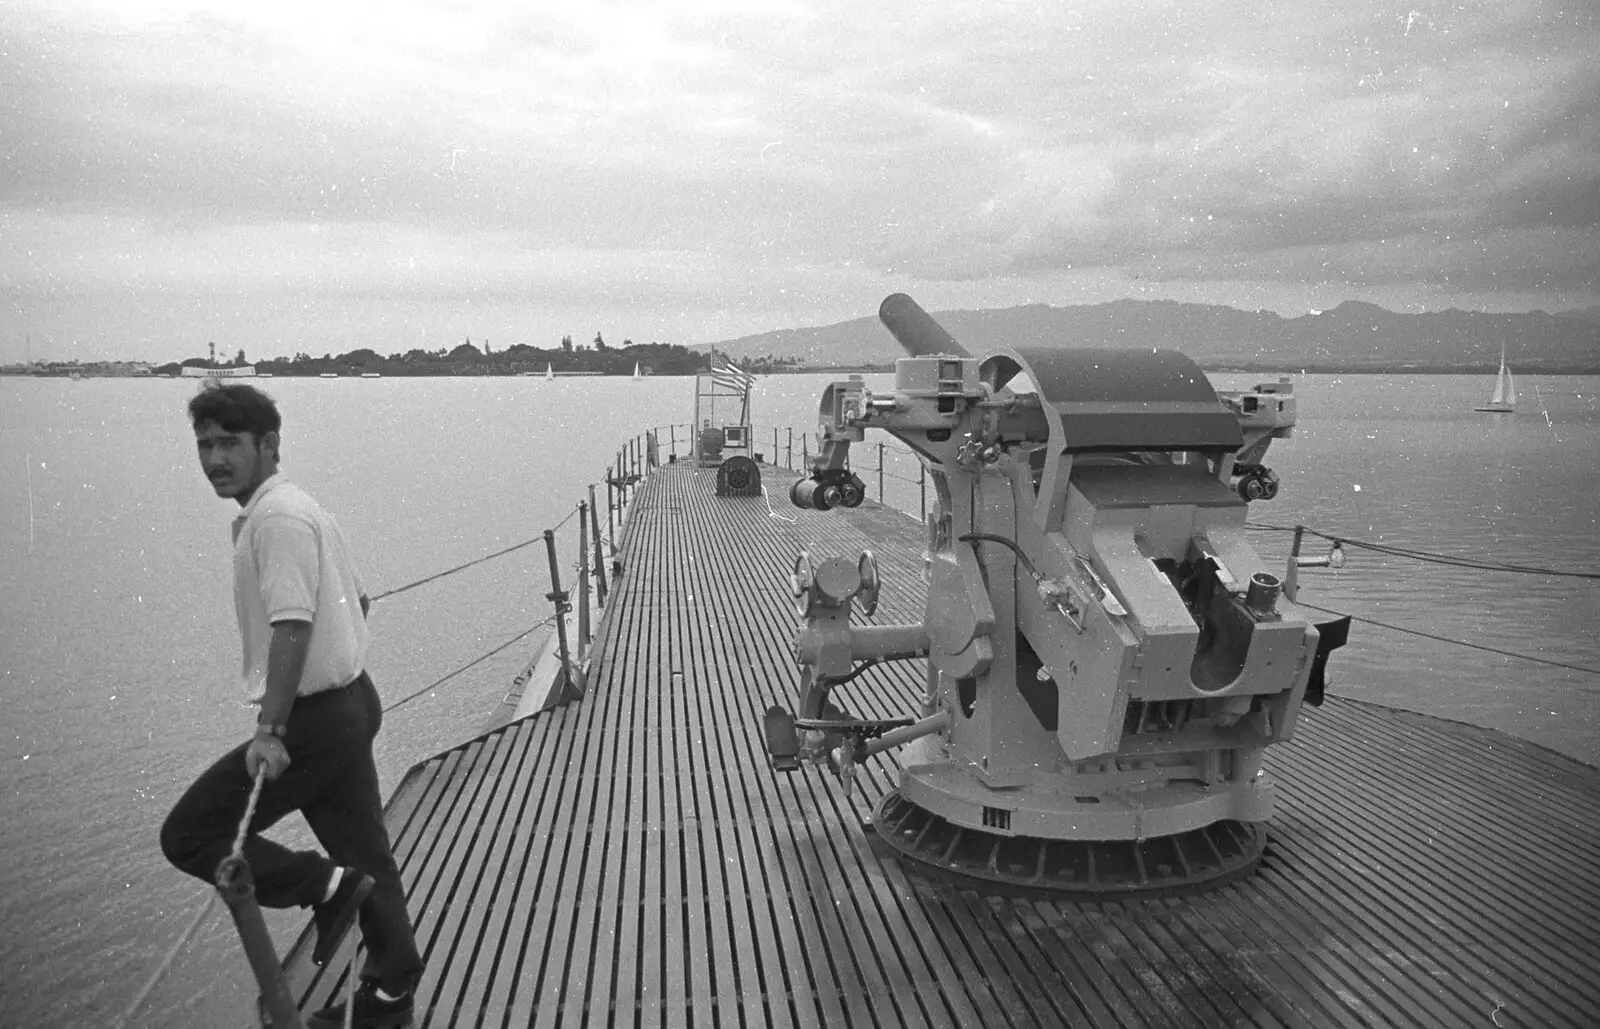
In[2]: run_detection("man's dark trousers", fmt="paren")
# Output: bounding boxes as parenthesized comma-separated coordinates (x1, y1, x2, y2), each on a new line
(160, 672, 422, 994)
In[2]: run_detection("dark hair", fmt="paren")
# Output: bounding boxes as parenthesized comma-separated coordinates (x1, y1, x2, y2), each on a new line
(187, 383, 282, 438)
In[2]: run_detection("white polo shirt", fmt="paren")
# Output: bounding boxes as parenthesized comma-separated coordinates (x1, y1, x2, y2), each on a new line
(231, 475, 370, 703)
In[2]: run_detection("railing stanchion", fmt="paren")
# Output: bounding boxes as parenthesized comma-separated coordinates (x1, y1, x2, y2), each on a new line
(577, 501, 591, 654)
(670, 424, 676, 461)
(787, 428, 793, 469)
(589, 484, 608, 606)
(215, 858, 306, 1029)
(606, 465, 616, 548)
(543, 529, 580, 699)
(1286, 524, 1305, 602)
(878, 442, 886, 503)
(920, 463, 927, 523)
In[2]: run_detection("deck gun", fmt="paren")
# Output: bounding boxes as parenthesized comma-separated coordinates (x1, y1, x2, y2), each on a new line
(763, 294, 1348, 895)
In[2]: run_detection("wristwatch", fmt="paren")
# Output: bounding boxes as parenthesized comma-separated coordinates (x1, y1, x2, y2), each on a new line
(256, 723, 288, 739)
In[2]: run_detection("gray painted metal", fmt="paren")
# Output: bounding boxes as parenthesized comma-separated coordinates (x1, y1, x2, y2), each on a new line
(285, 461, 1600, 1027)
(994, 347, 1245, 452)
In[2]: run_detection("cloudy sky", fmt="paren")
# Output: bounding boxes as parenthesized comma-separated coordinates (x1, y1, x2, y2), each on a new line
(3, 0, 1596, 364)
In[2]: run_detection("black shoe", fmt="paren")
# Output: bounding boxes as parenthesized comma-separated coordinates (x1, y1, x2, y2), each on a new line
(308, 980, 414, 1028)
(310, 868, 375, 966)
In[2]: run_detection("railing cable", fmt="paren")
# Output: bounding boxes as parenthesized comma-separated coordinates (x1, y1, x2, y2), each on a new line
(383, 620, 551, 715)
(1294, 599, 1600, 676)
(1249, 522, 1600, 580)
(368, 537, 544, 603)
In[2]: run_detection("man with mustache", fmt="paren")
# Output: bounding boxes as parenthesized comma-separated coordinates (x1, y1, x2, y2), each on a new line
(160, 382, 421, 1028)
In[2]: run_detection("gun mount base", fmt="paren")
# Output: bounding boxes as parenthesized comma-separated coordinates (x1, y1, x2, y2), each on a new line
(873, 790, 1266, 899)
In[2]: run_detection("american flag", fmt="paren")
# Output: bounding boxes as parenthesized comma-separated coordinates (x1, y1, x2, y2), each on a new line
(711, 363, 756, 392)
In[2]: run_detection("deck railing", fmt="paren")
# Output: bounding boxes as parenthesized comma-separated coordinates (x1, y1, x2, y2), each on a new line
(616, 422, 930, 517)
(530, 424, 668, 709)
(526, 421, 928, 711)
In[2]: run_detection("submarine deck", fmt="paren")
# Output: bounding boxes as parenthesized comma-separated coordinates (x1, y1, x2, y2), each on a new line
(284, 459, 1600, 1028)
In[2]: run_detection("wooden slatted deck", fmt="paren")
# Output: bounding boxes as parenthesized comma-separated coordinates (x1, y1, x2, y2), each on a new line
(284, 459, 1600, 1028)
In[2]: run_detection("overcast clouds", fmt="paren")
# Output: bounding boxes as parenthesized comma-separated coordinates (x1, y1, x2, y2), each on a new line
(3, 0, 1597, 363)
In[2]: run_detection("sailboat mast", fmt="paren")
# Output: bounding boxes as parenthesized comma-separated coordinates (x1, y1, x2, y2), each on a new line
(1478, 343, 1516, 412)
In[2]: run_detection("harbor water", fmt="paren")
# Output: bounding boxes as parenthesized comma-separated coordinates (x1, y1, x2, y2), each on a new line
(2, 372, 1597, 1026)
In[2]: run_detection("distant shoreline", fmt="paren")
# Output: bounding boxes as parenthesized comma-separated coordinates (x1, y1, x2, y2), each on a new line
(5, 363, 1599, 378)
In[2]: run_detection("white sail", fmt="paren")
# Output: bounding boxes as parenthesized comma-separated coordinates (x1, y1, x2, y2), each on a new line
(632, 362, 642, 380)
(1477, 344, 1515, 412)
(545, 364, 554, 381)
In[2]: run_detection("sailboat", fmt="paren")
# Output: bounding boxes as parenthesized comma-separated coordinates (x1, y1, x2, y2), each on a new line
(632, 362, 642, 381)
(1474, 344, 1516, 413)
(545, 363, 555, 382)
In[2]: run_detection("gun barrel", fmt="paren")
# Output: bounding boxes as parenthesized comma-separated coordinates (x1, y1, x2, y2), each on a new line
(878, 293, 971, 358)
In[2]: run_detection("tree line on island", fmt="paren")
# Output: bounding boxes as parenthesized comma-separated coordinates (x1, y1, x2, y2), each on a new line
(149, 334, 803, 378)
(16, 298, 1598, 378)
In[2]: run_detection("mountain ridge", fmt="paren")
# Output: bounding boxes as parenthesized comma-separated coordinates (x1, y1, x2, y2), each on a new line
(698, 299, 1600, 372)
